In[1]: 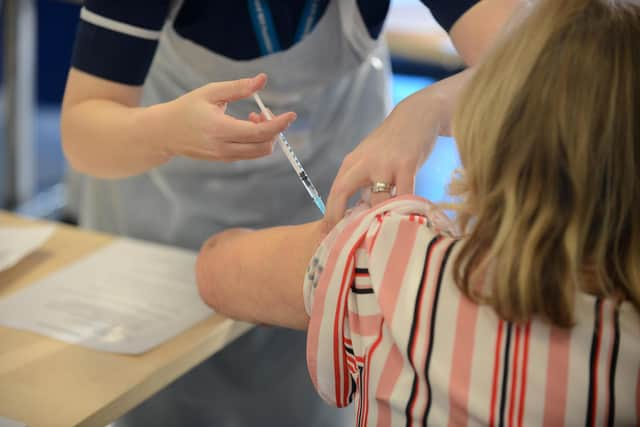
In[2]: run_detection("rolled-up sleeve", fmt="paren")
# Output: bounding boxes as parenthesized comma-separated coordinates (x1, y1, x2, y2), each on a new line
(304, 196, 458, 409)
(421, 0, 479, 32)
(71, 0, 172, 85)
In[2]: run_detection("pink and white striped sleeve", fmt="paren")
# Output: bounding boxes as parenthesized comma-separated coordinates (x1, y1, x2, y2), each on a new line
(303, 196, 456, 408)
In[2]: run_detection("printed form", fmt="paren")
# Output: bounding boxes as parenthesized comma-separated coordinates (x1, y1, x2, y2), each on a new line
(0, 225, 55, 272)
(0, 239, 214, 354)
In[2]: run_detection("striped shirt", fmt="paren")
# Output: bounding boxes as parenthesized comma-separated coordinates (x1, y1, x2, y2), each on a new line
(304, 195, 640, 426)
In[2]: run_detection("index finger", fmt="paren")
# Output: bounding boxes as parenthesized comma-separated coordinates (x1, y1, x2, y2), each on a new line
(217, 112, 297, 143)
(325, 165, 370, 228)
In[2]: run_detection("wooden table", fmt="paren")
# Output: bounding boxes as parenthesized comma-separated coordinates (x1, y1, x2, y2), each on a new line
(0, 212, 253, 427)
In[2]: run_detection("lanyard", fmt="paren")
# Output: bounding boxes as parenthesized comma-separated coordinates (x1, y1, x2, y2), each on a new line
(248, 0, 324, 55)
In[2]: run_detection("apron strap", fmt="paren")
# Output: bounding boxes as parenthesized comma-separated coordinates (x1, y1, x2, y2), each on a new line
(248, 0, 326, 55)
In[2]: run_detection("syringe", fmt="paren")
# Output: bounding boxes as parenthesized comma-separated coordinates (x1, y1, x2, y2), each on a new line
(253, 93, 326, 215)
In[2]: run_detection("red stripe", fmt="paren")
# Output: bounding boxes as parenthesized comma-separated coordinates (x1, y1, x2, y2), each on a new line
(356, 368, 363, 427)
(590, 300, 604, 427)
(508, 326, 522, 426)
(306, 207, 371, 402)
(346, 353, 364, 364)
(517, 322, 531, 427)
(362, 320, 386, 427)
(489, 320, 505, 427)
(332, 236, 366, 406)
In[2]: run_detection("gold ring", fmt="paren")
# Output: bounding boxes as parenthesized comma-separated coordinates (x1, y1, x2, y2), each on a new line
(370, 181, 394, 193)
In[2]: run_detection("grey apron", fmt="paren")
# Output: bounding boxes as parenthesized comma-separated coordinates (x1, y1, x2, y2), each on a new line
(77, 0, 393, 425)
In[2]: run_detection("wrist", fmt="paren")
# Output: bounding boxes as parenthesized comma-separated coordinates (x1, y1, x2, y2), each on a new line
(396, 87, 445, 135)
(134, 102, 175, 164)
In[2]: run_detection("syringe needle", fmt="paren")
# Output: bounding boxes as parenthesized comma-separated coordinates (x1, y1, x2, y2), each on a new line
(253, 93, 326, 215)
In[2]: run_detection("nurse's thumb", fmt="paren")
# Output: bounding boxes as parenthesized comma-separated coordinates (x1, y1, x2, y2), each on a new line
(202, 74, 267, 104)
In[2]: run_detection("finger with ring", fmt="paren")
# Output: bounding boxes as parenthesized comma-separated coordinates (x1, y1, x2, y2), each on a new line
(370, 181, 394, 193)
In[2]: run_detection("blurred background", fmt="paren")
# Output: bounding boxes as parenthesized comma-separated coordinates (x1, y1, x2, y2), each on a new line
(0, 0, 462, 220)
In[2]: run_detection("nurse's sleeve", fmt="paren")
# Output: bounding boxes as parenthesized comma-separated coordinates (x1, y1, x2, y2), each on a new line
(71, 0, 172, 86)
(419, 0, 480, 32)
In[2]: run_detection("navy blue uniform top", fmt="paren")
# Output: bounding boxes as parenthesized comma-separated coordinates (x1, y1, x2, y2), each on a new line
(72, 0, 478, 86)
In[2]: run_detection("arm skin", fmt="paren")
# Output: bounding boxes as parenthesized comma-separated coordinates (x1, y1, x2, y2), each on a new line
(449, 0, 524, 66)
(406, 0, 526, 136)
(61, 69, 170, 178)
(324, 0, 526, 224)
(61, 70, 294, 179)
(195, 221, 327, 330)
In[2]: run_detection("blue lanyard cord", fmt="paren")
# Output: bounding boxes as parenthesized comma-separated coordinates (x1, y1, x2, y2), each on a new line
(293, 0, 322, 43)
(248, 0, 323, 55)
(248, 0, 282, 55)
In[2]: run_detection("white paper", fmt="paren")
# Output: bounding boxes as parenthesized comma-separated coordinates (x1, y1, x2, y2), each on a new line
(0, 225, 55, 272)
(0, 238, 214, 354)
(0, 416, 26, 427)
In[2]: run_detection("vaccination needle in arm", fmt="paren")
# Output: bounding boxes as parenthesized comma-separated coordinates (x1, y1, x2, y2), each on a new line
(253, 93, 327, 215)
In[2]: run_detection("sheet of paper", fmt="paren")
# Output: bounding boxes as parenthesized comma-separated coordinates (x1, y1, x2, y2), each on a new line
(0, 225, 55, 272)
(0, 238, 214, 354)
(0, 416, 26, 427)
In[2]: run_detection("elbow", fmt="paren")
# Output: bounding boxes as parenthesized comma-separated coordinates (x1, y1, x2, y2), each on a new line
(60, 107, 91, 176)
(60, 109, 77, 168)
(196, 235, 226, 312)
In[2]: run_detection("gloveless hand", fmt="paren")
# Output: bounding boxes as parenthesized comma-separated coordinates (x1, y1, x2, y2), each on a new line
(325, 91, 443, 227)
(162, 73, 297, 162)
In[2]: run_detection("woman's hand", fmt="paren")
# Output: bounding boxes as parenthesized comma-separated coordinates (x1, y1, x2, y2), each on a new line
(324, 70, 473, 227)
(162, 74, 297, 162)
(325, 89, 443, 227)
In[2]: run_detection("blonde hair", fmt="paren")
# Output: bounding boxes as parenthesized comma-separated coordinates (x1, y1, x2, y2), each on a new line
(450, 0, 640, 326)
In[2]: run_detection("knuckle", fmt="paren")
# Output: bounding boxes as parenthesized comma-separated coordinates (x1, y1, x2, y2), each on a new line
(252, 126, 268, 140)
(343, 152, 357, 166)
(240, 80, 253, 97)
(331, 182, 349, 198)
(389, 155, 407, 169)
(259, 143, 273, 156)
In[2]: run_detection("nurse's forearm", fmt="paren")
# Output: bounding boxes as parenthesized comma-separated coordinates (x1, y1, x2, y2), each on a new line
(406, 0, 525, 137)
(61, 99, 172, 178)
(61, 68, 293, 179)
(397, 68, 473, 137)
(61, 68, 172, 178)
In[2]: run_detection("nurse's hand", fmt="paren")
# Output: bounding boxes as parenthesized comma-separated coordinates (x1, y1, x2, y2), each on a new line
(164, 73, 297, 162)
(325, 93, 442, 226)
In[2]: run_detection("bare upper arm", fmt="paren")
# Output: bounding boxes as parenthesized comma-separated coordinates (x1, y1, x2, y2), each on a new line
(449, 0, 524, 66)
(62, 68, 143, 110)
(196, 220, 328, 330)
